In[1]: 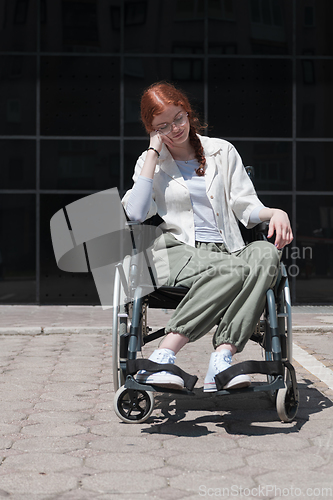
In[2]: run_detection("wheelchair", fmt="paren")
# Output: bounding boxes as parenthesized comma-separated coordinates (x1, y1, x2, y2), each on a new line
(112, 215, 299, 425)
(49, 169, 299, 425)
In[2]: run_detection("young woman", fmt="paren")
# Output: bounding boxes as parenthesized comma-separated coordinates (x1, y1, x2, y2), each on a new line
(122, 81, 293, 392)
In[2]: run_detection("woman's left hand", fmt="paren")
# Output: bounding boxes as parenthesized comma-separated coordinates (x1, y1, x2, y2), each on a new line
(267, 209, 293, 249)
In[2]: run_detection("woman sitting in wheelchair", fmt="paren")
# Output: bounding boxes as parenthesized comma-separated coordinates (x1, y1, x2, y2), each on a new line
(122, 81, 292, 392)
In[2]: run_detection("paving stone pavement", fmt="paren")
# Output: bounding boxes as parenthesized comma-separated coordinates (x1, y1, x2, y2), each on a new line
(0, 306, 332, 499)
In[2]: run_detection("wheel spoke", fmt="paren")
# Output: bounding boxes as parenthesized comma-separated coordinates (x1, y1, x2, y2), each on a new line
(125, 405, 133, 418)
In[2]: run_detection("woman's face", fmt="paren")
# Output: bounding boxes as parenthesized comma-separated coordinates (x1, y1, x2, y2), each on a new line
(151, 105, 190, 146)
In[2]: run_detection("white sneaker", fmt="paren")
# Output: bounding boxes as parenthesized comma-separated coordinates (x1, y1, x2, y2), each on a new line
(203, 350, 251, 392)
(135, 348, 185, 390)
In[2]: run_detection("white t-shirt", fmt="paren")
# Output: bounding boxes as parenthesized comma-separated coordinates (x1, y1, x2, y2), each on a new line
(175, 159, 223, 242)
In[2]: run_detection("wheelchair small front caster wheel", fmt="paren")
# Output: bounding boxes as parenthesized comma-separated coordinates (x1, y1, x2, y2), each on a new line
(276, 384, 299, 423)
(114, 386, 155, 424)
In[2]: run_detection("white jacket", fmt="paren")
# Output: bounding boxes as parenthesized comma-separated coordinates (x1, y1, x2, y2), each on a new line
(122, 135, 265, 253)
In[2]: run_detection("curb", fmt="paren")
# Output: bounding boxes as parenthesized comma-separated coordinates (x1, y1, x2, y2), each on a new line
(0, 327, 112, 335)
(292, 325, 333, 332)
(0, 325, 332, 335)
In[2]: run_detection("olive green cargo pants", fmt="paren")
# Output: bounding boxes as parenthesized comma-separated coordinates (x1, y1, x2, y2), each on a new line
(154, 233, 280, 353)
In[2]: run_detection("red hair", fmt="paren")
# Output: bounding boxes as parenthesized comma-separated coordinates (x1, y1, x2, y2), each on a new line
(140, 81, 206, 175)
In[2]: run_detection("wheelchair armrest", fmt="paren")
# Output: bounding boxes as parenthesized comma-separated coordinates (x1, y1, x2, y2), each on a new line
(125, 214, 163, 228)
(245, 165, 255, 182)
(275, 261, 288, 299)
(254, 221, 269, 240)
(126, 220, 143, 227)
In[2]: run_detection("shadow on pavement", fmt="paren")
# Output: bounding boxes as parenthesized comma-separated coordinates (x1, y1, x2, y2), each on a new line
(141, 380, 333, 437)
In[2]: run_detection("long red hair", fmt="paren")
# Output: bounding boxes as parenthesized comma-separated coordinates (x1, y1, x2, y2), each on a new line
(140, 81, 206, 175)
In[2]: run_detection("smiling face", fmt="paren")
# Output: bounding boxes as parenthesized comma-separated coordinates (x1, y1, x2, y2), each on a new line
(151, 105, 190, 145)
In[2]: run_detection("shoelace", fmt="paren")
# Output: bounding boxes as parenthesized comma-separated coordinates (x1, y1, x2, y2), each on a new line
(214, 352, 232, 372)
(153, 351, 175, 365)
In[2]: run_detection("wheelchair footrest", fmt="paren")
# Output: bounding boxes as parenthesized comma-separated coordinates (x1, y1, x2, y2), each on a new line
(214, 375, 285, 396)
(126, 359, 198, 391)
(215, 360, 284, 391)
(124, 375, 195, 395)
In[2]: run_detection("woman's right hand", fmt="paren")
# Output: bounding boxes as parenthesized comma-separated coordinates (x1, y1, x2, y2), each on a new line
(140, 132, 166, 179)
(149, 130, 163, 153)
(149, 130, 174, 153)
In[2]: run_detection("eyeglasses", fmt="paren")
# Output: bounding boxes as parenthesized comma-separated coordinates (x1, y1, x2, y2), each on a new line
(155, 112, 188, 135)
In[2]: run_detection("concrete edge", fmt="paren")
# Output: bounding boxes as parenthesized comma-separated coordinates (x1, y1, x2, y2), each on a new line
(0, 327, 112, 335)
(0, 325, 332, 335)
(292, 326, 333, 332)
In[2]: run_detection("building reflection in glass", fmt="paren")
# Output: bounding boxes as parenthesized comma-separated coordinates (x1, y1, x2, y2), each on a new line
(0, 0, 332, 304)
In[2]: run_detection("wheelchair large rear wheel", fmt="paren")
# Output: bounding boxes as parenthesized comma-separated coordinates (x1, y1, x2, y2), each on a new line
(276, 365, 299, 422)
(263, 291, 279, 401)
(280, 270, 292, 362)
(112, 306, 128, 391)
(112, 261, 130, 392)
(264, 273, 294, 404)
(275, 272, 299, 421)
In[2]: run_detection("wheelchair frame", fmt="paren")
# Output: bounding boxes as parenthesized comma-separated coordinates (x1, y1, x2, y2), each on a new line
(112, 220, 299, 425)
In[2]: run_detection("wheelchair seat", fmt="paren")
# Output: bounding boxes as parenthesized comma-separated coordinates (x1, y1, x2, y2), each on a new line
(146, 285, 189, 309)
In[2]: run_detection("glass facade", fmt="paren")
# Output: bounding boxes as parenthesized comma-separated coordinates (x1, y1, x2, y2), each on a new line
(0, 0, 332, 304)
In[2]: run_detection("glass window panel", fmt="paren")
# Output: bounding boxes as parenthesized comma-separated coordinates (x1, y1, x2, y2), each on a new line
(297, 60, 333, 138)
(297, 142, 333, 191)
(257, 194, 292, 226)
(0, 140, 36, 189)
(0, 0, 37, 51)
(209, 0, 292, 55)
(124, 0, 204, 53)
(0, 56, 36, 135)
(272, 0, 283, 26)
(124, 57, 204, 136)
(209, 0, 235, 20)
(250, 0, 261, 23)
(41, 0, 120, 53)
(40, 140, 120, 190)
(208, 59, 292, 137)
(0, 194, 36, 304)
(40, 56, 120, 136)
(232, 141, 292, 191)
(40, 194, 99, 305)
(296, 195, 333, 304)
(262, 0, 272, 25)
(172, 54, 204, 82)
(297, 0, 333, 55)
(123, 140, 148, 194)
(303, 6, 315, 27)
